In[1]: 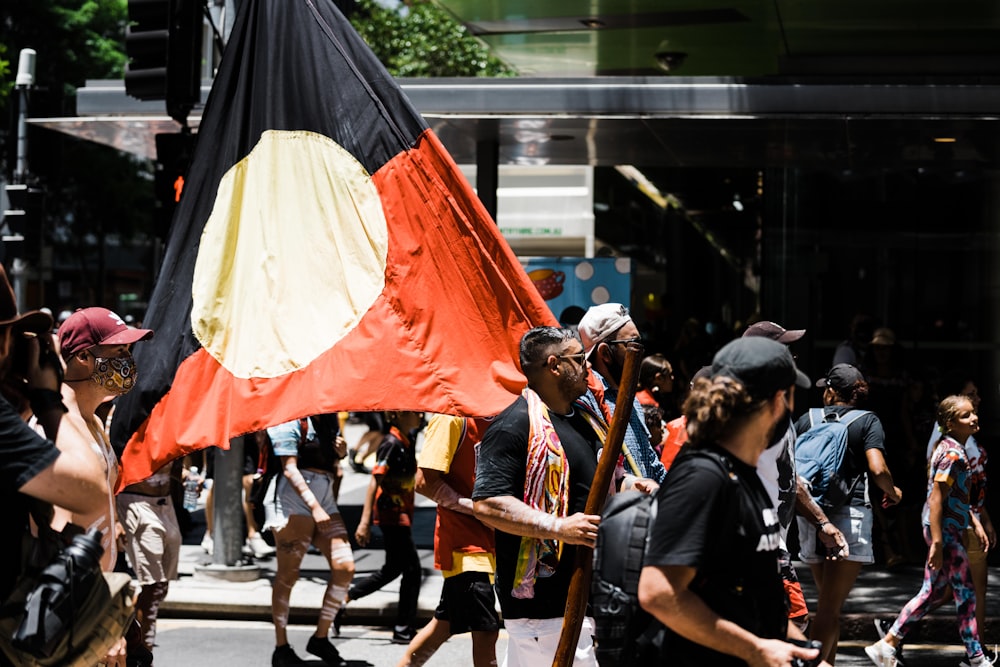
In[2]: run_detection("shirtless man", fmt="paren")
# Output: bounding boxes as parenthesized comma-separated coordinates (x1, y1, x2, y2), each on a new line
(56, 307, 154, 571)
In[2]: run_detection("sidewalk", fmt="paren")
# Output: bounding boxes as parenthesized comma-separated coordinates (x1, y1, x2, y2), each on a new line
(161, 542, 442, 626)
(161, 540, 1000, 642)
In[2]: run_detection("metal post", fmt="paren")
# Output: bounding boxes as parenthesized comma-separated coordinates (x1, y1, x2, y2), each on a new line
(194, 436, 260, 581)
(212, 435, 245, 565)
(13, 49, 34, 184)
(11, 49, 35, 313)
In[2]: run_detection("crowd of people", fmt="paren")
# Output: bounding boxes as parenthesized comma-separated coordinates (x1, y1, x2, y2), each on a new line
(2, 274, 995, 667)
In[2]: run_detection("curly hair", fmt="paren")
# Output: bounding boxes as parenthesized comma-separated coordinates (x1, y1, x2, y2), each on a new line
(936, 394, 974, 435)
(682, 376, 768, 447)
(828, 379, 869, 406)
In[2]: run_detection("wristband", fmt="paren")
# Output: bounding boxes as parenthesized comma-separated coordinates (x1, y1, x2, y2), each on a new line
(28, 388, 68, 415)
(816, 520, 830, 529)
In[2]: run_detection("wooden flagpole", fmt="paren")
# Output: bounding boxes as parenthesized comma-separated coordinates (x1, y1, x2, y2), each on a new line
(552, 341, 644, 667)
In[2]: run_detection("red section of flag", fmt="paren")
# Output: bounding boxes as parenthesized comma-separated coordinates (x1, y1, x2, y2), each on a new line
(117, 130, 557, 488)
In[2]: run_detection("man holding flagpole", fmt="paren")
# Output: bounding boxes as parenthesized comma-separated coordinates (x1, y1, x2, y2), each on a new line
(473, 327, 604, 667)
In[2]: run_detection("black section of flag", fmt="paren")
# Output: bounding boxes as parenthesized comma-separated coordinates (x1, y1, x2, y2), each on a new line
(111, 0, 429, 452)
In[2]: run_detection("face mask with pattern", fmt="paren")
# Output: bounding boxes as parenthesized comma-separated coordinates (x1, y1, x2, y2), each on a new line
(91, 352, 138, 395)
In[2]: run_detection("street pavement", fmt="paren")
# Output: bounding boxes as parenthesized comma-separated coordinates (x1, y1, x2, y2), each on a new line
(155, 423, 1000, 661)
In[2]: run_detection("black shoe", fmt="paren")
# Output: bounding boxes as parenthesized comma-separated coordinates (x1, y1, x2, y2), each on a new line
(126, 646, 154, 667)
(272, 644, 306, 667)
(873, 619, 906, 666)
(306, 635, 347, 667)
(332, 607, 345, 637)
(391, 627, 415, 644)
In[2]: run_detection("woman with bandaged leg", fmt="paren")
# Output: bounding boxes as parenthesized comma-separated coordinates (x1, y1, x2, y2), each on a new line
(265, 416, 355, 667)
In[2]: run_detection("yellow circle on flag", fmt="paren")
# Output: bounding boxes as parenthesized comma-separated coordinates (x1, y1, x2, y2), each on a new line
(191, 129, 389, 379)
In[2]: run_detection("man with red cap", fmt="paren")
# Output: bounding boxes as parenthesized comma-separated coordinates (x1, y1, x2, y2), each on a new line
(55, 308, 154, 666)
(56, 307, 154, 573)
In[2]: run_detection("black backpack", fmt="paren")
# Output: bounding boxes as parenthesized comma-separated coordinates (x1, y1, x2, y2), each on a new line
(590, 449, 742, 667)
(590, 489, 664, 667)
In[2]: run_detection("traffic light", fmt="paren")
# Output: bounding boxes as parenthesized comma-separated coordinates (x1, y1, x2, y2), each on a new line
(2, 183, 44, 263)
(154, 132, 197, 238)
(125, 0, 203, 124)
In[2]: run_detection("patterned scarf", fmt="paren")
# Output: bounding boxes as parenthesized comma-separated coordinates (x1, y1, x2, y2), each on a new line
(511, 387, 571, 599)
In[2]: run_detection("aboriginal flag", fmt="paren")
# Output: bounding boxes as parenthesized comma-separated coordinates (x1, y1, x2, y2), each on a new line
(111, 0, 556, 488)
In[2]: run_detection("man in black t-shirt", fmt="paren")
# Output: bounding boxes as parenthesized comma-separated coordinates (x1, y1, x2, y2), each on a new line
(0, 265, 106, 606)
(637, 337, 824, 667)
(473, 326, 604, 667)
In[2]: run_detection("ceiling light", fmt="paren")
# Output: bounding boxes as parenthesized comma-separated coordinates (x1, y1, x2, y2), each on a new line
(933, 137, 957, 143)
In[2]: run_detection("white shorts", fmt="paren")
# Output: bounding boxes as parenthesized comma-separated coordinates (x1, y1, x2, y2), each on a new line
(502, 616, 596, 667)
(796, 504, 874, 564)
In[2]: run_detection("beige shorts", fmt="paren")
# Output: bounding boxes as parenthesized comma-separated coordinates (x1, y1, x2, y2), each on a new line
(117, 493, 182, 585)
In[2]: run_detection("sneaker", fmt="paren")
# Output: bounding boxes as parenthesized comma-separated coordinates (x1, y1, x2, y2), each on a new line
(391, 626, 415, 644)
(961, 650, 999, 667)
(306, 636, 347, 667)
(272, 644, 306, 667)
(248, 533, 276, 559)
(332, 607, 345, 638)
(200, 533, 213, 556)
(865, 639, 898, 667)
(873, 619, 906, 666)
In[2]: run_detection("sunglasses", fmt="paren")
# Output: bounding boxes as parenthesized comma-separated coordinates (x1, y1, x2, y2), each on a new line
(556, 352, 587, 366)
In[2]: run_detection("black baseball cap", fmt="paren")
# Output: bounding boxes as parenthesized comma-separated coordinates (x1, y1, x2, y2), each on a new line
(816, 363, 865, 391)
(710, 337, 810, 401)
(742, 320, 806, 344)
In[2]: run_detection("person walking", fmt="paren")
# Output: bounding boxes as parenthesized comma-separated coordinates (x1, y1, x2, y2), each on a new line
(796, 364, 902, 664)
(347, 410, 425, 643)
(396, 414, 498, 667)
(637, 337, 824, 667)
(265, 416, 353, 667)
(576, 303, 665, 491)
(865, 395, 993, 667)
(472, 326, 607, 667)
(743, 320, 848, 633)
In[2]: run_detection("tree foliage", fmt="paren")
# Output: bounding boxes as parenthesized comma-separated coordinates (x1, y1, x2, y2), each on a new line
(349, 0, 515, 77)
(0, 0, 127, 111)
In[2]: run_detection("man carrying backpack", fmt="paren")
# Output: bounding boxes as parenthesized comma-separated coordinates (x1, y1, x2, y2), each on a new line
(793, 363, 902, 664)
(637, 337, 823, 667)
(743, 321, 848, 631)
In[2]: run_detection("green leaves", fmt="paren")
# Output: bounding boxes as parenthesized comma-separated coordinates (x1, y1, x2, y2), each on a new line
(348, 0, 515, 77)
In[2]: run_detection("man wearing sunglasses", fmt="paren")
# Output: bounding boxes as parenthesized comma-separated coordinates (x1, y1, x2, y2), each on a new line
(473, 326, 605, 667)
(576, 303, 666, 492)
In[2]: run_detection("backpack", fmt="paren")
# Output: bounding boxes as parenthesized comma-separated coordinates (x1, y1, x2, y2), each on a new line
(0, 500, 134, 666)
(590, 449, 738, 667)
(794, 408, 868, 509)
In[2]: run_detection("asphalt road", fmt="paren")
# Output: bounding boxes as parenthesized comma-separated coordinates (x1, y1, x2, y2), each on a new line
(155, 619, 504, 667)
(153, 619, 984, 667)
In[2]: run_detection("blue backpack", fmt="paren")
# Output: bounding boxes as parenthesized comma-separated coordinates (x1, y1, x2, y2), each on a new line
(794, 408, 868, 509)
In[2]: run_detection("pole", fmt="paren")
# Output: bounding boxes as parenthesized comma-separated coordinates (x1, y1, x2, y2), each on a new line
(553, 341, 644, 667)
(13, 49, 35, 184)
(213, 435, 246, 566)
(11, 49, 36, 314)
